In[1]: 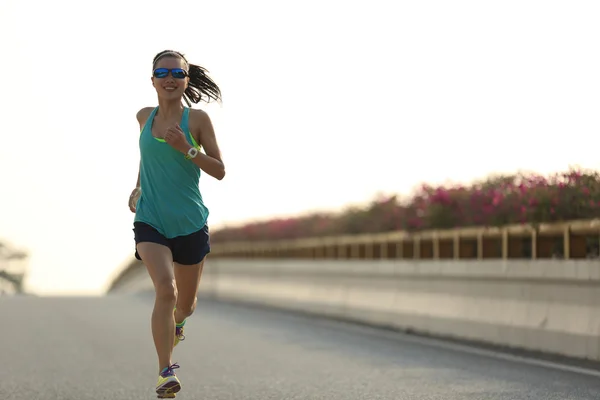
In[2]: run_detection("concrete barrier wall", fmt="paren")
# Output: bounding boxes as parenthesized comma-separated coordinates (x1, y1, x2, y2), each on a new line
(110, 258, 600, 362)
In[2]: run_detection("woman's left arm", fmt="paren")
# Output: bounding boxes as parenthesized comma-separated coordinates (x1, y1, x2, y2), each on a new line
(189, 109, 226, 180)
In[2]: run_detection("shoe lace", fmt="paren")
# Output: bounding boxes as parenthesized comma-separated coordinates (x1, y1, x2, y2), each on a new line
(176, 326, 186, 342)
(161, 363, 180, 377)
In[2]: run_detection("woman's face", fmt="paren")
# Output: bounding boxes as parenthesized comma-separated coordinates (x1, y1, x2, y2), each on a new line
(152, 56, 189, 101)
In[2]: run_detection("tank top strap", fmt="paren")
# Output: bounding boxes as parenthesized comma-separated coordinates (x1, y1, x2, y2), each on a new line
(182, 107, 190, 128)
(182, 107, 200, 148)
(141, 107, 159, 135)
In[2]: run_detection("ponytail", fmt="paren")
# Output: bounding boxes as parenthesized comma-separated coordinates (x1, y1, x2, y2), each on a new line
(152, 50, 222, 106)
(184, 63, 222, 106)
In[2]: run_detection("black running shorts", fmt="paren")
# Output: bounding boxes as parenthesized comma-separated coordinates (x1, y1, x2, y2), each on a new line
(133, 222, 211, 265)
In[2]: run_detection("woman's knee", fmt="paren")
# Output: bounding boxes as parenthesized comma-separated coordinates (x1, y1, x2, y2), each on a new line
(177, 296, 197, 317)
(155, 278, 178, 304)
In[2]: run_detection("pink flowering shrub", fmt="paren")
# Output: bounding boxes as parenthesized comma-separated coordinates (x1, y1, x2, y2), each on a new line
(211, 168, 600, 243)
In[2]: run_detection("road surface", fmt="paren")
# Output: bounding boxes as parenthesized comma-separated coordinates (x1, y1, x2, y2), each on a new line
(1, 293, 600, 399)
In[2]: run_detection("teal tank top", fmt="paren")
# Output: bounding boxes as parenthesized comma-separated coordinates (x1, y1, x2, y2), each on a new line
(134, 106, 209, 238)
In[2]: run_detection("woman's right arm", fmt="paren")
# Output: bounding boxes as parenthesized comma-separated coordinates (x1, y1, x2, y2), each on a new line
(135, 162, 141, 187)
(134, 107, 153, 185)
(129, 108, 153, 212)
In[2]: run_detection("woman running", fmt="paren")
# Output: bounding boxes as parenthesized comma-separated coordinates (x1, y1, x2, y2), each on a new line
(128, 49, 225, 398)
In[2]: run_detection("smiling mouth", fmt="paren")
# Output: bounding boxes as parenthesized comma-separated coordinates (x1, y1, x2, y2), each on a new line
(164, 86, 178, 92)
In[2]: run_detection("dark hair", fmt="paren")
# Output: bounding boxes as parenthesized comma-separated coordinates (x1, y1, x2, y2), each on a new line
(153, 50, 222, 106)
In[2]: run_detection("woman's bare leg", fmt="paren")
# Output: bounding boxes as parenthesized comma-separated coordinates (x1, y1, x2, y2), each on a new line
(136, 242, 177, 372)
(173, 258, 205, 324)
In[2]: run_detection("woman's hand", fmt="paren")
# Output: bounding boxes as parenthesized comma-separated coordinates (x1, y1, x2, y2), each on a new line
(129, 187, 141, 213)
(164, 123, 192, 154)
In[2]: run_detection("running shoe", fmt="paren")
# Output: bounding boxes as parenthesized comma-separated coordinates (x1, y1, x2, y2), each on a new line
(156, 363, 181, 397)
(174, 320, 186, 347)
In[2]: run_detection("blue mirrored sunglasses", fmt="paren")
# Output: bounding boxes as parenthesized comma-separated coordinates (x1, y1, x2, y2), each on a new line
(153, 68, 188, 79)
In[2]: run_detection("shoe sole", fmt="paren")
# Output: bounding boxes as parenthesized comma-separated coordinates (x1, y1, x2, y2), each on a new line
(156, 381, 181, 397)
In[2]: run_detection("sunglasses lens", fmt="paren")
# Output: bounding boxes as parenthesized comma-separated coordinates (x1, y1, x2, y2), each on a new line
(153, 68, 169, 78)
(172, 69, 187, 79)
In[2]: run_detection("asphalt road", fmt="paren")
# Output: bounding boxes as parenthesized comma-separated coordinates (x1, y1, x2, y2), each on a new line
(2, 294, 600, 400)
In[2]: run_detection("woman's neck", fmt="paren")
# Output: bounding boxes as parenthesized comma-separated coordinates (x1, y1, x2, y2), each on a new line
(157, 99, 184, 120)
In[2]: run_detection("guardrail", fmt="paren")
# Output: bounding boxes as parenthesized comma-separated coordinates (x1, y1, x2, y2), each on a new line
(210, 218, 600, 261)
(108, 219, 600, 293)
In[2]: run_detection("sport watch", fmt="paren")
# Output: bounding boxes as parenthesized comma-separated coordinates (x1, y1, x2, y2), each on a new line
(185, 147, 199, 160)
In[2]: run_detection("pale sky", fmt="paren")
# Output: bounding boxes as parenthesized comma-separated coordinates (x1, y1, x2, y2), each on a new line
(1, 0, 599, 296)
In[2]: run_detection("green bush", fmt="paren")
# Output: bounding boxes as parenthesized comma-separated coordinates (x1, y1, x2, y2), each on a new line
(211, 168, 600, 243)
